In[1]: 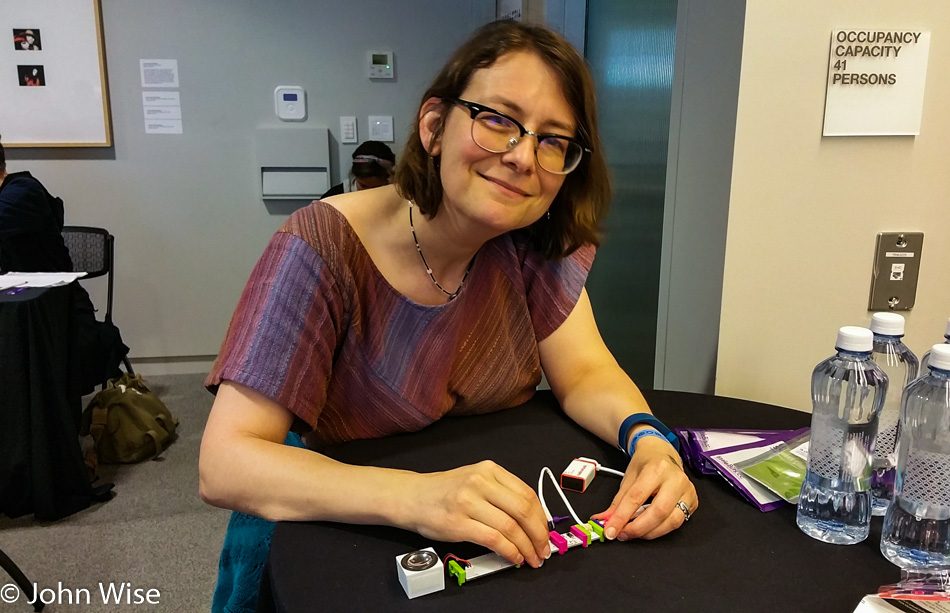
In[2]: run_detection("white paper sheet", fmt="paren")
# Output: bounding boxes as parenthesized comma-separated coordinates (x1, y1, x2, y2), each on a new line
(696, 431, 771, 452)
(145, 119, 183, 134)
(140, 59, 179, 88)
(0, 272, 87, 290)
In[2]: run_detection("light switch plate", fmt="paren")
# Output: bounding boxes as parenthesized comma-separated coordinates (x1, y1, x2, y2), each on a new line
(340, 116, 357, 144)
(868, 231, 924, 311)
(368, 115, 394, 142)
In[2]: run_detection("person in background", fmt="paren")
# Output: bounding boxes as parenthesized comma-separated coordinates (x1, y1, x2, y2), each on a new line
(200, 20, 696, 613)
(0, 136, 128, 395)
(0, 138, 73, 273)
(320, 140, 395, 198)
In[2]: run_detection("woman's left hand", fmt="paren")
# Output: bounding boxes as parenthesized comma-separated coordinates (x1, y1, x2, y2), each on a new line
(590, 435, 697, 540)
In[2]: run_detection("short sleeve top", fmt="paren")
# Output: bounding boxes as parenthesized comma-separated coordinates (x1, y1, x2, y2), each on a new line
(206, 201, 594, 448)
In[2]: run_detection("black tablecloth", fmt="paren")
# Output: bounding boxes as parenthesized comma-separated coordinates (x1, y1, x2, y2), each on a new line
(0, 285, 92, 520)
(260, 389, 899, 612)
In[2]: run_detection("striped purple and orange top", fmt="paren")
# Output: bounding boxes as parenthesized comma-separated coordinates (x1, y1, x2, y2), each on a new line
(206, 200, 594, 448)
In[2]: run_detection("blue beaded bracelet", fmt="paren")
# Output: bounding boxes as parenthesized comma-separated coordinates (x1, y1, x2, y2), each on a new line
(617, 413, 680, 457)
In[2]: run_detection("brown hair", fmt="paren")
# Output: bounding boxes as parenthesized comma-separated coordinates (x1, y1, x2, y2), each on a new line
(393, 20, 611, 259)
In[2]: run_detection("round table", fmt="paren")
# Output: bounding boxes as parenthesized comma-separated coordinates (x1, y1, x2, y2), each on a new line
(258, 389, 898, 612)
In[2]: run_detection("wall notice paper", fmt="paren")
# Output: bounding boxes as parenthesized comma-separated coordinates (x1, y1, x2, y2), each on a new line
(145, 120, 183, 135)
(140, 59, 180, 88)
(497, 0, 523, 20)
(142, 91, 180, 107)
(144, 106, 181, 120)
(823, 30, 931, 136)
(142, 91, 183, 134)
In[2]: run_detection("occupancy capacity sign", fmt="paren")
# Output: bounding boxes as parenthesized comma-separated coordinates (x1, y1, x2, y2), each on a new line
(822, 30, 931, 136)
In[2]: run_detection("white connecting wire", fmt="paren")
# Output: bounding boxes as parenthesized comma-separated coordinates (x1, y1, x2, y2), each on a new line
(577, 457, 625, 478)
(538, 467, 584, 527)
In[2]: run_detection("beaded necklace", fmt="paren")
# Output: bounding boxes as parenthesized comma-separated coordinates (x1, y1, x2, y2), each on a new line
(408, 201, 474, 300)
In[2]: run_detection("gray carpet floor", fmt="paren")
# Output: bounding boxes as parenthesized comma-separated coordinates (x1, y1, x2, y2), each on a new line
(0, 373, 230, 613)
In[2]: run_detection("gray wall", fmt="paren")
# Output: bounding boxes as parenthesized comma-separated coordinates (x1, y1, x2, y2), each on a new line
(654, 0, 746, 392)
(7, 0, 491, 366)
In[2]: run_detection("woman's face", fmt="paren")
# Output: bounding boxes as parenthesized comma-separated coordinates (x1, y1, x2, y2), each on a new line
(355, 175, 389, 191)
(426, 51, 575, 235)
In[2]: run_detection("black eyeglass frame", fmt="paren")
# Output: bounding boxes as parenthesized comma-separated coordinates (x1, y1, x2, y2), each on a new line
(442, 97, 592, 174)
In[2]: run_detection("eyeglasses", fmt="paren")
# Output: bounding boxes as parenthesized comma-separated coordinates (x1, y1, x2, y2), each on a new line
(443, 98, 590, 175)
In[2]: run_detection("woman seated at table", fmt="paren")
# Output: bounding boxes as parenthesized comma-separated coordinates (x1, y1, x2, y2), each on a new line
(200, 20, 697, 612)
(0, 137, 128, 396)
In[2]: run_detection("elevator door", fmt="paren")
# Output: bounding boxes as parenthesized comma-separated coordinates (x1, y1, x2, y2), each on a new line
(584, 0, 677, 388)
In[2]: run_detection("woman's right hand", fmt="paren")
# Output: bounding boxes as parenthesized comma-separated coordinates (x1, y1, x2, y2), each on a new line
(402, 460, 551, 568)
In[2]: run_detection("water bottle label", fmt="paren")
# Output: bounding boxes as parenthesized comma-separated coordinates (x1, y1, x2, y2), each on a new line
(809, 419, 872, 488)
(901, 449, 950, 507)
(810, 421, 844, 479)
(875, 410, 901, 460)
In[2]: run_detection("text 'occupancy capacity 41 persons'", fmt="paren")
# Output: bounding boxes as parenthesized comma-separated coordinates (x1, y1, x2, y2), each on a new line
(834, 30, 923, 58)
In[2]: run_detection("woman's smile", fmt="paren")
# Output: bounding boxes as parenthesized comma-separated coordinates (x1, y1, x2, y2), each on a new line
(479, 173, 532, 198)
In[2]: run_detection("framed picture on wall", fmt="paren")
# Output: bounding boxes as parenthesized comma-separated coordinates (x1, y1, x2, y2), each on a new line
(0, 0, 112, 147)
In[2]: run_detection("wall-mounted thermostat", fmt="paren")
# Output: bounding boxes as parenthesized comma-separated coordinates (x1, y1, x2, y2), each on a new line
(369, 51, 394, 79)
(274, 86, 306, 121)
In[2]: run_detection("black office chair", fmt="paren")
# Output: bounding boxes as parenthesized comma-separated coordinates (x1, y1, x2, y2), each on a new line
(0, 548, 43, 611)
(61, 226, 134, 376)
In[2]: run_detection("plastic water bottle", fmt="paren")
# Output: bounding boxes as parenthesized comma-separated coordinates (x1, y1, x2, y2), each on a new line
(919, 317, 950, 373)
(880, 344, 950, 568)
(869, 313, 919, 516)
(797, 326, 888, 544)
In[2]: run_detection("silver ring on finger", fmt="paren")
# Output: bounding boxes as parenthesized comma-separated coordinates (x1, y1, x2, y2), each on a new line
(675, 500, 692, 522)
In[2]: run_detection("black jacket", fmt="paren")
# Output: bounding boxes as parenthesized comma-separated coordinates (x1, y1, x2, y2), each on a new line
(0, 170, 128, 395)
(0, 171, 74, 273)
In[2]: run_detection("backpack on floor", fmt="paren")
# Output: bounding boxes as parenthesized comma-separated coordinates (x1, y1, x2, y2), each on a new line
(80, 373, 179, 464)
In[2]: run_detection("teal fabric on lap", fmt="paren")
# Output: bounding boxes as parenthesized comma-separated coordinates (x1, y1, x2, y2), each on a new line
(211, 432, 306, 613)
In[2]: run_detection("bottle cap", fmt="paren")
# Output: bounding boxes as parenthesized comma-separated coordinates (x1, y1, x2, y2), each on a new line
(928, 344, 950, 371)
(870, 312, 905, 336)
(836, 326, 873, 352)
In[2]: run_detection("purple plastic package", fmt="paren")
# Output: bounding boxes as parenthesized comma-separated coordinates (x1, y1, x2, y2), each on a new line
(675, 427, 810, 512)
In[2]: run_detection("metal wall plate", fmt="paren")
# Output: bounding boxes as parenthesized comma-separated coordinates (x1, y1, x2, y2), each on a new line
(868, 232, 924, 311)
